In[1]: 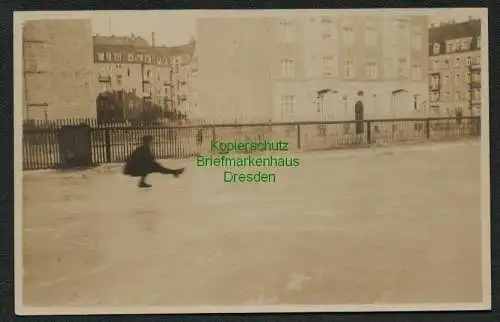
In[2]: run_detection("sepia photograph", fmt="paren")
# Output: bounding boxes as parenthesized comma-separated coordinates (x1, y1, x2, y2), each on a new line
(14, 8, 490, 315)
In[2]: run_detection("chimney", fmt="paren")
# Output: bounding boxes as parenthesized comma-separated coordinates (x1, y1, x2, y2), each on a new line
(151, 32, 156, 47)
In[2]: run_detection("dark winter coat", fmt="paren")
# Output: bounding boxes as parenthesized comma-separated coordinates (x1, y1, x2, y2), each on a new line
(123, 145, 157, 177)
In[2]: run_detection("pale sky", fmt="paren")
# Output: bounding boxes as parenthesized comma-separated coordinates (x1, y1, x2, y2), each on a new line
(15, 8, 486, 47)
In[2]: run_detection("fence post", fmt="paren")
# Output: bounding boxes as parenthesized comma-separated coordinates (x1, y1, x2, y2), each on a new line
(366, 121, 372, 145)
(296, 123, 301, 150)
(211, 126, 216, 142)
(105, 127, 111, 163)
(426, 118, 431, 139)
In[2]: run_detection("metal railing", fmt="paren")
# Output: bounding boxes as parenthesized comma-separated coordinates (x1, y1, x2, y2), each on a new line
(22, 116, 481, 170)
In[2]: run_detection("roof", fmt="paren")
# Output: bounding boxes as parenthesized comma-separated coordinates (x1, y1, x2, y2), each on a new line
(93, 34, 150, 47)
(154, 39, 196, 65)
(93, 35, 195, 64)
(429, 19, 481, 43)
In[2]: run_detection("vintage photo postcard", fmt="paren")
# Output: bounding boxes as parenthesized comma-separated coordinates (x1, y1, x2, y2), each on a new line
(14, 8, 490, 315)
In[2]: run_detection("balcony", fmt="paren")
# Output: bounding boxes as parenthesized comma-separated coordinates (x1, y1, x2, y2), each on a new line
(98, 75, 111, 83)
(470, 82, 481, 89)
(163, 81, 173, 87)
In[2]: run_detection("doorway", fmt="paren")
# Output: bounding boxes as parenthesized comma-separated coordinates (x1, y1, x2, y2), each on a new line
(354, 100, 364, 134)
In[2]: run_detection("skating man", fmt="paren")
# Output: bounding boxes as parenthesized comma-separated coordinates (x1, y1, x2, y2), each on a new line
(123, 135, 185, 188)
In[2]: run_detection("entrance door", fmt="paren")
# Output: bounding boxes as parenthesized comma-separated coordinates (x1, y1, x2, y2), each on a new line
(354, 100, 364, 134)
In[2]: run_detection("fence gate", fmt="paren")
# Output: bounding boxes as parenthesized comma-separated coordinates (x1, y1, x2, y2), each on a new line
(58, 124, 92, 169)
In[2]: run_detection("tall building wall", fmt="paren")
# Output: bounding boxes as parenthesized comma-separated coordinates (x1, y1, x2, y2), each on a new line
(23, 19, 96, 120)
(428, 19, 481, 118)
(196, 18, 277, 123)
(196, 14, 429, 124)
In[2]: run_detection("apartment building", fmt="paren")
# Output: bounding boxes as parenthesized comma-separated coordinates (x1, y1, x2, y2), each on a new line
(93, 34, 195, 121)
(23, 19, 96, 120)
(428, 19, 481, 117)
(195, 14, 429, 124)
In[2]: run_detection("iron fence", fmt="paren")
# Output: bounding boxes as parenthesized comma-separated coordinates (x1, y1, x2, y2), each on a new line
(22, 116, 481, 170)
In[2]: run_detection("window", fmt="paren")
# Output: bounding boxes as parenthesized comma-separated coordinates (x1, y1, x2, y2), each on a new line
(385, 58, 395, 78)
(322, 55, 337, 77)
(281, 95, 295, 118)
(433, 43, 441, 55)
(127, 68, 130, 77)
(344, 60, 355, 79)
(365, 61, 377, 79)
(145, 55, 152, 64)
(430, 75, 440, 90)
(464, 71, 471, 83)
(477, 36, 481, 49)
(474, 55, 481, 65)
(455, 90, 461, 100)
(365, 21, 377, 47)
(137, 54, 144, 62)
(411, 26, 422, 50)
(105, 52, 112, 61)
(128, 53, 134, 62)
(413, 95, 420, 110)
(99, 67, 107, 77)
(411, 63, 422, 80)
(472, 70, 481, 83)
(443, 75, 449, 85)
(97, 52, 104, 61)
(472, 88, 480, 100)
(454, 72, 461, 85)
(146, 70, 152, 78)
(397, 58, 408, 78)
(465, 56, 472, 66)
(280, 58, 295, 78)
(445, 39, 457, 53)
(442, 59, 450, 68)
(341, 20, 354, 46)
(113, 53, 122, 61)
(430, 91, 440, 102)
(454, 56, 461, 68)
(116, 75, 123, 86)
(458, 37, 472, 51)
(279, 20, 293, 42)
(321, 17, 335, 40)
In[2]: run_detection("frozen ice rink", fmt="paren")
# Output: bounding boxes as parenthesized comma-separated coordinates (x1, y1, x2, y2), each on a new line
(21, 140, 483, 308)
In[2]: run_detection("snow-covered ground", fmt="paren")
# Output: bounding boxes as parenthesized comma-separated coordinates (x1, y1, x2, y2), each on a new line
(21, 140, 483, 308)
